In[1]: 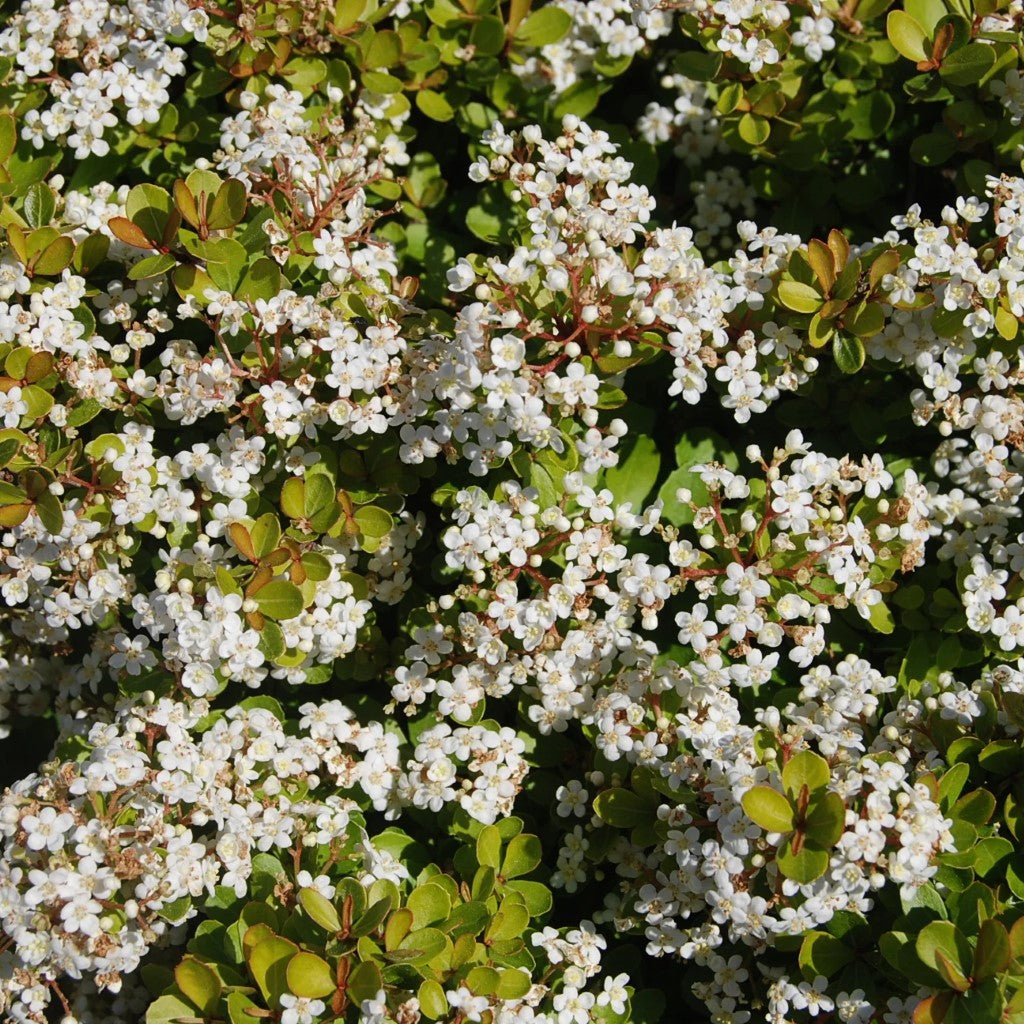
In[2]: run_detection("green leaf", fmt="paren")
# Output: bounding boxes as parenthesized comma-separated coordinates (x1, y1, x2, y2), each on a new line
(945, 982, 1004, 1024)
(72, 232, 110, 274)
(354, 504, 393, 539)
(940, 42, 995, 85)
(503, 880, 552, 916)
(385, 907, 414, 951)
(466, 965, 500, 996)
(485, 901, 529, 943)
(496, 969, 533, 999)
(777, 280, 823, 313)
(782, 750, 830, 799)
(594, 787, 651, 828)
(916, 920, 972, 977)
(674, 51, 723, 80)
(227, 992, 260, 1024)
(281, 477, 305, 519)
(416, 89, 455, 122)
(303, 473, 335, 517)
(32, 235, 74, 276)
(0, 113, 15, 162)
(175, 956, 222, 1015)
(553, 79, 606, 119)
(125, 183, 174, 245)
(737, 112, 771, 146)
(145, 993, 197, 1024)
(348, 961, 383, 1004)
(868, 599, 895, 634)
(501, 833, 542, 880)
(298, 887, 342, 933)
(798, 931, 854, 979)
(407, 883, 452, 927)
(603, 434, 660, 511)
(253, 579, 305, 620)
(247, 935, 297, 1005)
(352, 895, 394, 937)
(470, 16, 506, 56)
(910, 131, 957, 167)
(845, 301, 885, 338)
(157, 895, 193, 924)
(515, 6, 572, 46)
(466, 203, 505, 243)
(970, 835, 1013, 877)
(935, 949, 971, 992)
(973, 919, 1010, 981)
(419, 979, 448, 1019)
(395, 925, 448, 962)
(476, 824, 502, 869)
(282, 56, 328, 96)
(832, 333, 866, 374)
(952, 788, 995, 825)
(250, 513, 282, 559)
(845, 92, 896, 141)
(361, 71, 404, 93)
(23, 182, 55, 228)
(207, 178, 247, 231)
(776, 837, 830, 883)
(364, 29, 402, 68)
(200, 237, 247, 292)
(774, 278, 823, 313)
(128, 253, 177, 280)
(34, 489, 63, 535)
(741, 786, 795, 833)
(286, 951, 335, 999)
(805, 792, 846, 847)
(887, 10, 930, 61)
(237, 258, 282, 302)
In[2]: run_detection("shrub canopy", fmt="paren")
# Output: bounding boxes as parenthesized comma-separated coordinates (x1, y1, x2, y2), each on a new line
(0, 1, 1023, 1023)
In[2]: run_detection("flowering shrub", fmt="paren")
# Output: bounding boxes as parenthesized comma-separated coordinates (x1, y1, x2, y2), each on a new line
(1, 0, 1024, 1022)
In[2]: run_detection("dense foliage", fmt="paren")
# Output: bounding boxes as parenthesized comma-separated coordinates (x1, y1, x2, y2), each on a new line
(0, 0, 1024, 1022)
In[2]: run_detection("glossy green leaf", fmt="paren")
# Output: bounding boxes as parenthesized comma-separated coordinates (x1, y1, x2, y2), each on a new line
(286, 951, 335, 999)
(777, 280, 822, 313)
(515, 6, 572, 46)
(594, 787, 651, 828)
(805, 792, 846, 847)
(798, 931, 854, 979)
(916, 920, 972, 978)
(419, 979, 448, 1019)
(501, 833, 542, 880)
(782, 750, 830, 799)
(940, 42, 995, 85)
(175, 957, 221, 1015)
(23, 182, 55, 228)
(298, 887, 342, 933)
(253, 579, 305, 620)
(833, 333, 866, 374)
(973, 919, 1010, 981)
(407, 882, 452, 927)
(776, 837, 830, 882)
(887, 10, 930, 61)
(741, 786, 794, 833)
(247, 935, 297, 1004)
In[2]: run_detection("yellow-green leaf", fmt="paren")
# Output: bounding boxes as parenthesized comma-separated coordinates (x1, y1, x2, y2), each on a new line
(886, 10, 930, 61)
(777, 280, 823, 314)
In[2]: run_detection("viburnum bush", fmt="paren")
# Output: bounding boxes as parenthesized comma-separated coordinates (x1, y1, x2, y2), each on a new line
(2, 1, 1024, 1023)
